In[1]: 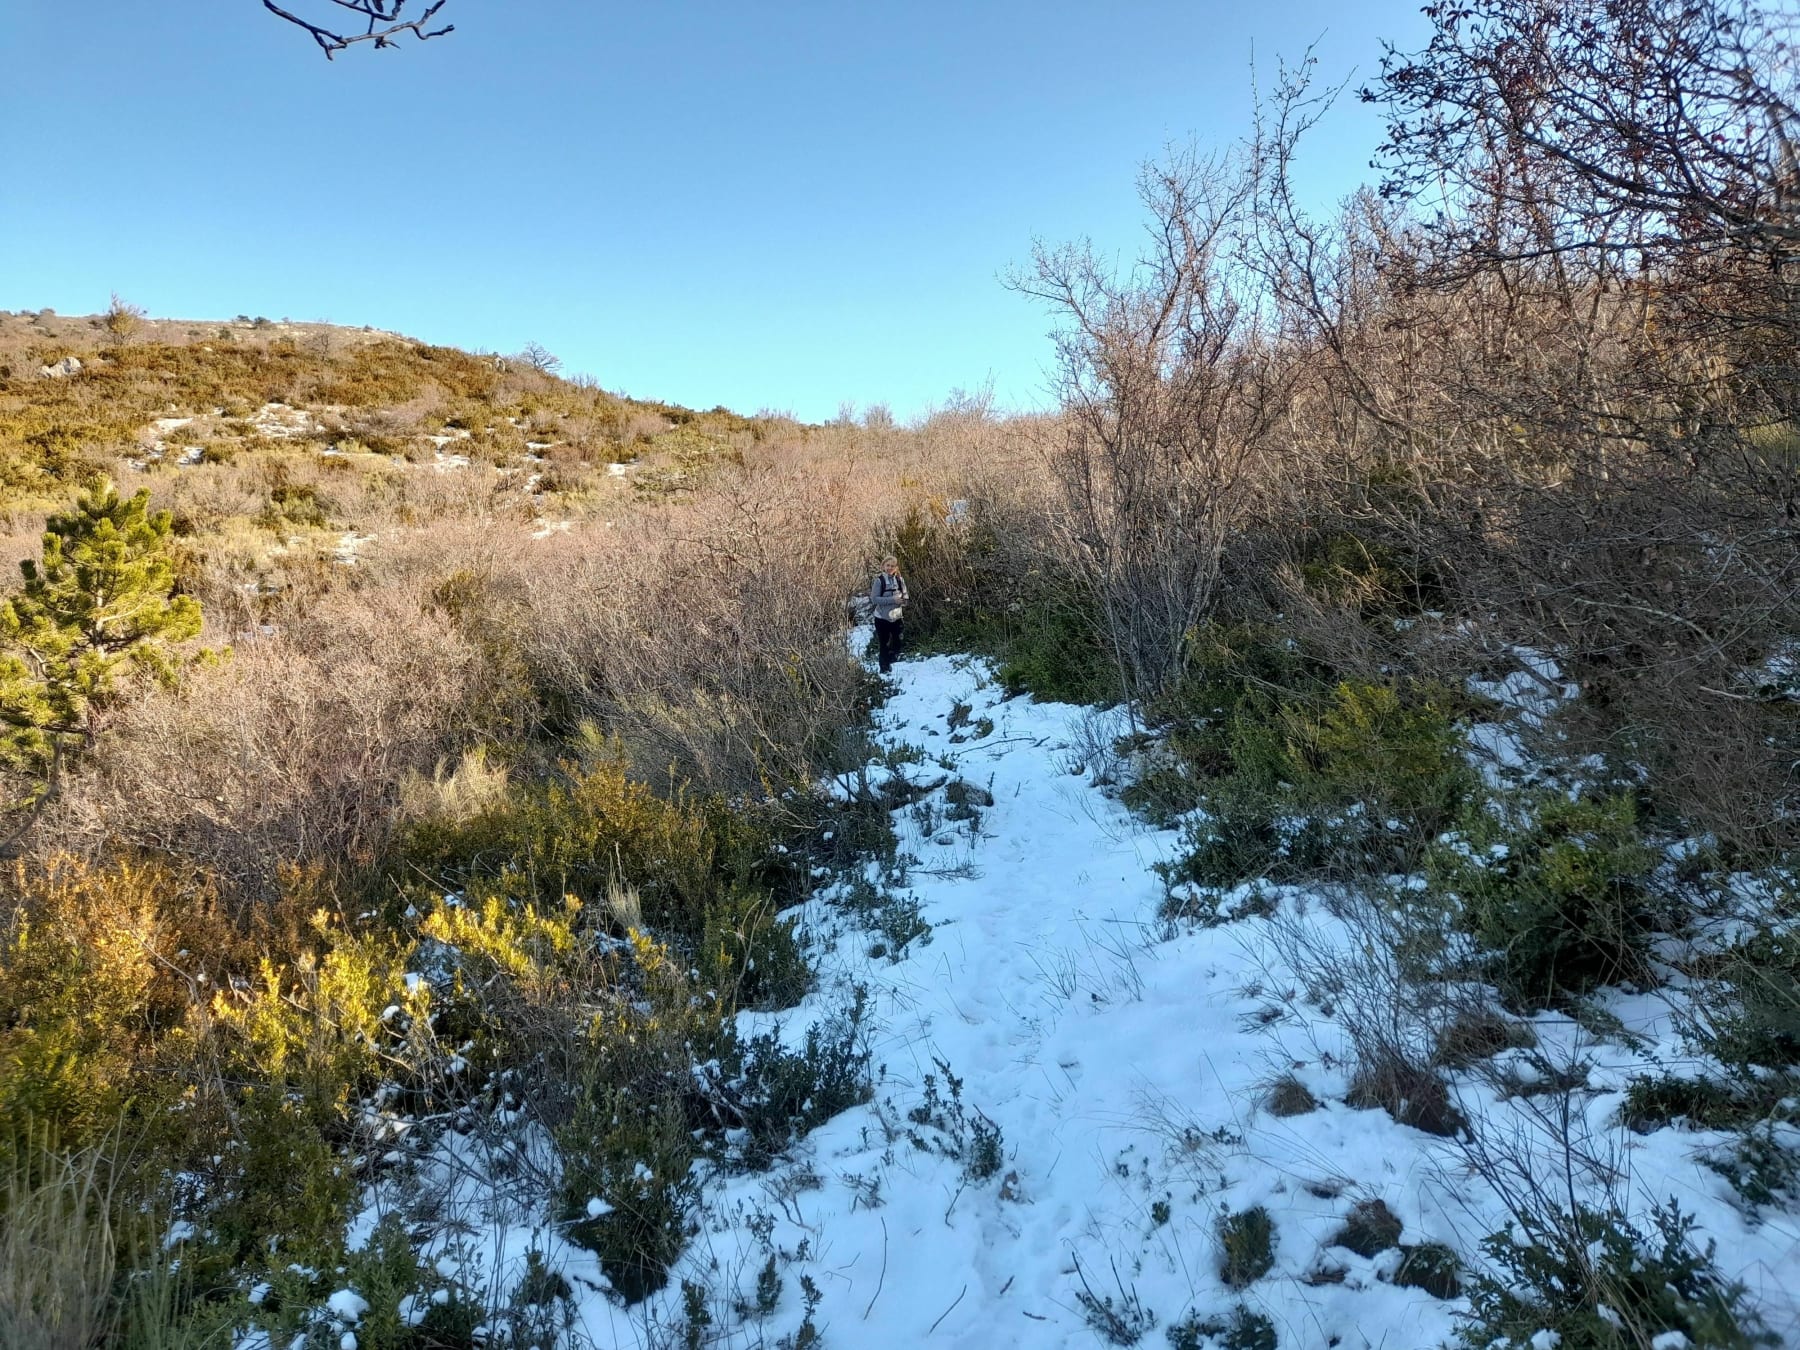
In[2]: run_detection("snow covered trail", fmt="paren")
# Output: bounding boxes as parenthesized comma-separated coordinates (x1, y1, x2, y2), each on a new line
(621, 654, 1484, 1350)
(401, 650, 1795, 1350)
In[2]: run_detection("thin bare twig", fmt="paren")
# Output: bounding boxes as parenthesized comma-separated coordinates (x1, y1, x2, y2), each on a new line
(862, 1216, 887, 1319)
(927, 1283, 967, 1335)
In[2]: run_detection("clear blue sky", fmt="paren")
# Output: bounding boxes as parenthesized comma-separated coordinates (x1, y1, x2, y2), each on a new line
(1, 1, 1427, 422)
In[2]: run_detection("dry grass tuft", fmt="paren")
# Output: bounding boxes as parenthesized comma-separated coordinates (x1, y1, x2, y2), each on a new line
(0, 1140, 117, 1350)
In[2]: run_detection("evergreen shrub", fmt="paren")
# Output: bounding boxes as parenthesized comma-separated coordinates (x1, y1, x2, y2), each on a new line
(1157, 670, 1474, 901)
(1459, 1201, 1773, 1349)
(1431, 792, 1659, 1010)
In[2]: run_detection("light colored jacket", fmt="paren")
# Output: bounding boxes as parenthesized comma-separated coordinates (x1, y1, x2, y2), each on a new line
(870, 570, 909, 621)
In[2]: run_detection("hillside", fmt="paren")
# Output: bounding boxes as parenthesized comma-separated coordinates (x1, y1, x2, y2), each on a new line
(0, 306, 774, 529)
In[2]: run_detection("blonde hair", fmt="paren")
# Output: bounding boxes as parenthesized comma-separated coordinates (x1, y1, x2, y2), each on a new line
(883, 555, 898, 567)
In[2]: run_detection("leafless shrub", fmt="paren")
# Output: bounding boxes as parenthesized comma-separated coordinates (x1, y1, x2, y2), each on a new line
(1015, 147, 1293, 701)
(1264, 889, 1481, 1137)
(51, 581, 489, 898)
(567, 470, 870, 795)
(1239, 29, 1800, 855)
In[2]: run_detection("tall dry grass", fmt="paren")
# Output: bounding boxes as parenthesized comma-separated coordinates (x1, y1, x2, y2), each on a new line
(0, 1139, 117, 1350)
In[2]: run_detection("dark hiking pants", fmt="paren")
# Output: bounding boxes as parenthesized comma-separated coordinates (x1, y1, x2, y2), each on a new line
(875, 617, 903, 673)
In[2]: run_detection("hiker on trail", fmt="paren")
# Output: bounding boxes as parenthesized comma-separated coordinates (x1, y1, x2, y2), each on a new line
(870, 555, 909, 674)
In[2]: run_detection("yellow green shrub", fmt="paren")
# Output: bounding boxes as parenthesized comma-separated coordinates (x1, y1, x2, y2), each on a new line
(396, 753, 781, 941)
(209, 916, 429, 1137)
(0, 860, 203, 1155)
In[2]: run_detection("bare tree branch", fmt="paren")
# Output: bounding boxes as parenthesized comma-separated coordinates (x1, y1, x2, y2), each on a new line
(262, 0, 454, 59)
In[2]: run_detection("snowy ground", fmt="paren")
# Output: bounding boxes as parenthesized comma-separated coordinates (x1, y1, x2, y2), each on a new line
(328, 649, 1799, 1349)
(672, 654, 1479, 1349)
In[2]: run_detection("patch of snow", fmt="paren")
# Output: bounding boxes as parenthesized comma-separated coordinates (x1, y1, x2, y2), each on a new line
(250, 402, 319, 440)
(333, 532, 375, 565)
(325, 1289, 368, 1323)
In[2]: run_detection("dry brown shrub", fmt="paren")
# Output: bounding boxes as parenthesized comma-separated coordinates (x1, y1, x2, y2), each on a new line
(532, 469, 873, 794)
(9, 328, 1049, 901)
(49, 581, 490, 898)
(0, 512, 47, 590)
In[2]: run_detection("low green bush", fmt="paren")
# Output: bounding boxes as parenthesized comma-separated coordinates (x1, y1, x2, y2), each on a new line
(1293, 523, 1448, 621)
(1158, 675, 1475, 898)
(1620, 1074, 1771, 1134)
(207, 1091, 356, 1266)
(1706, 925, 1800, 1069)
(256, 482, 331, 530)
(720, 987, 873, 1170)
(1432, 792, 1660, 1010)
(558, 1084, 699, 1303)
(1459, 1200, 1774, 1348)
(1393, 1242, 1461, 1298)
(1167, 1305, 1276, 1350)
(698, 889, 809, 1011)
(882, 502, 1118, 704)
(901, 1052, 1003, 1182)
(1217, 1205, 1277, 1289)
(991, 584, 1118, 705)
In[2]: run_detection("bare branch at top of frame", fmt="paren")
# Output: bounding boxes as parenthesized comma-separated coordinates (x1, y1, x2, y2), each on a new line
(262, 0, 455, 60)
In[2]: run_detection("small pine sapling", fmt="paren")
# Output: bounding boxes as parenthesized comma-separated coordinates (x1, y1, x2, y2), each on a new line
(0, 482, 202, 828)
